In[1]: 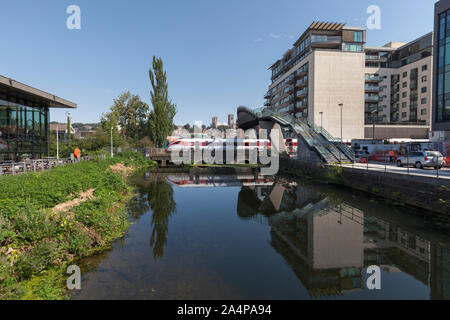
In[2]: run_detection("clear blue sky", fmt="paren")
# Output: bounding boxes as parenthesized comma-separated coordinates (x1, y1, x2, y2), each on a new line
(0, 0, 436, 126)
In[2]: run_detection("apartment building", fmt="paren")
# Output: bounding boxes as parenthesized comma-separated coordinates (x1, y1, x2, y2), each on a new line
(432, 0, 450, 138)
(264, 22, 434, 140)
(265, 22, 366, 140)
(364, 33, 433, 139)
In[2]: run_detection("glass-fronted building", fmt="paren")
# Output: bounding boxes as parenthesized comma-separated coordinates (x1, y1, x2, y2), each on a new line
(434, 0, 450, 132)
(0, 75, 76, 162)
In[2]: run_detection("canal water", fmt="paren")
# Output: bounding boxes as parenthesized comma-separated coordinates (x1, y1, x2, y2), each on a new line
(71, 172, 450, 300)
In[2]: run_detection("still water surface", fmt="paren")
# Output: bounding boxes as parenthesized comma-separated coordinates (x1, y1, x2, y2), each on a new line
(71, 172, 450, 300)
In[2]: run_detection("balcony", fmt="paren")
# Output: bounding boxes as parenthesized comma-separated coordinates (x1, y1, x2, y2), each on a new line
(365, 85, 381, 92)
(365, 105, 383, 113)
(365, 116, 385, 123)
(365, 95, 380, 102)
(295, 79, 307, 88)
(264, 92, 271, 99)
(365, 74, 382, 82)
(296, 89, 308, 98)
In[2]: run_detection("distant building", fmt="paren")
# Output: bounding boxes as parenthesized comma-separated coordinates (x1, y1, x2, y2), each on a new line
(49, 123, 77, 141)
(212, 117, 218, 129)
(228, 114, 235, 129)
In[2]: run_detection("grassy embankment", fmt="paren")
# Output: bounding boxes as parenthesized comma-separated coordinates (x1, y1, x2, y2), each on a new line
(0, 152, 155, 300)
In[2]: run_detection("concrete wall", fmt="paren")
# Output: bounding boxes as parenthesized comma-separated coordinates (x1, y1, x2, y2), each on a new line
(280, 158, 450, 215)
(364, 124, 431, 139)
(311, 50, 365, 140)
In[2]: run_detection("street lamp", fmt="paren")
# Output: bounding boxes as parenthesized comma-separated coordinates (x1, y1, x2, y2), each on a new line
(338, 103, 343, 142)
(319, 112, 323, 133)
(338, 103, 343, 164)
(111, 126, 114, 159)
(371, 109, 377, 144)
(65, 111, 71, 160)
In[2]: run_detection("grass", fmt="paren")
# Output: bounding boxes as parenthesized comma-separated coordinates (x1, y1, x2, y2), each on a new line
(0, 151, 156, 300)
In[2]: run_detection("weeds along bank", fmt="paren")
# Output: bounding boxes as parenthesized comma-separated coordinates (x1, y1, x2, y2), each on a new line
(0, 152, 156, 299)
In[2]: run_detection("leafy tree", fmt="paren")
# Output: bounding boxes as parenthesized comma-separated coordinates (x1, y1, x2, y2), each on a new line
(100, 111, 124, 149)
(147, 57, 177, 147)
(104, 91, 149, 143)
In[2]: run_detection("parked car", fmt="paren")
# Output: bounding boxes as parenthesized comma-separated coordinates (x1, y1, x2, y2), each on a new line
(397, 151, 445, 169)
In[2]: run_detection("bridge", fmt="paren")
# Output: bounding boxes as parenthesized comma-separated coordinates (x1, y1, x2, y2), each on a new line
(237, 106, 355, 164)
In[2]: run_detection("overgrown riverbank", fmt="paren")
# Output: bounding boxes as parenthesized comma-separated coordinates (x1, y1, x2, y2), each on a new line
(0, 152, 156, 300)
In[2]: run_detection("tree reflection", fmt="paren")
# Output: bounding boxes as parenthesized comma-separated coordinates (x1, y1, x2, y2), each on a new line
(143, 178, 176, 260)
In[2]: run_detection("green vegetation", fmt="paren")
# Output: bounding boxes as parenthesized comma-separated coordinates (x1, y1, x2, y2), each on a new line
(49, 56, 177, 157)
(148, 56, 177, 147)
(0, 152, 156, 300)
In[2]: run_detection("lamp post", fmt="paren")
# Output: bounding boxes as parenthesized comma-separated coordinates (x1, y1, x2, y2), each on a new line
(338, 103, 343, 164)
(56, 125, 59, 160)
(65, 111, 71, 148)
(111, 126, 114, 159)
(319, 112, 323, 133)
(371, 109, 377, 144)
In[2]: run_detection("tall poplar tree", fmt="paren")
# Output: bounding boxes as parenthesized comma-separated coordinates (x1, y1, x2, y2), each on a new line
(148, 56, 177, 147)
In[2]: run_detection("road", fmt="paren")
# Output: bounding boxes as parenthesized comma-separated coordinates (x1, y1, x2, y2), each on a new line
(339, 162, 450, 180)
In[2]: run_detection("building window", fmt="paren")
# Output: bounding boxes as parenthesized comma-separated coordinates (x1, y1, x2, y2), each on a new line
(402, 102, 407, 108)
(421, 87, 427, 93)
(403, 72, 408, 78)
(354, 31, 363, 42)
(402, 82, 407, 88)
(402, 112, 407, 118)
(402, 92, 407, 98)
(421, 98, 427, 104)
(421, 109, 427, 115)
(421, 76, 427, 83)
(344, 43, 363, 52)
(422, 65, 427, 71)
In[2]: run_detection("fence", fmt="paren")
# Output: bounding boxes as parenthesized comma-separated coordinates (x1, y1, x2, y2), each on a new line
(327, 152, 449, 180)
(0, 155, 101, 176)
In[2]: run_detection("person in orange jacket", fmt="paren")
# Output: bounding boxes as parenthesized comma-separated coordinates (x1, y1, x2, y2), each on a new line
(74, 148, 81, 162)
(389, 149, 395, 163)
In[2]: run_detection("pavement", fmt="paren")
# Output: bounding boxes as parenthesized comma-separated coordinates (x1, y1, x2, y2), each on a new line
(339, 162, 450, 180)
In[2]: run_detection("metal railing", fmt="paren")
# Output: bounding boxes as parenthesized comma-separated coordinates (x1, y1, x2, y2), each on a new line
(0, 155, 98, 176)
(263, 110, 351, 164)
(307, 120, 355, 163)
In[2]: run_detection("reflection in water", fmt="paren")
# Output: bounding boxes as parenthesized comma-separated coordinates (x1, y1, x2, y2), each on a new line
(72, 173, 450, 300)
(134, 173, 176, 260)
(231, 178, 450, 299)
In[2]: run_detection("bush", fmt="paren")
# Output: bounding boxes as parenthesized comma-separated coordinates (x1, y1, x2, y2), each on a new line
(15, 242, 54, 281)
(0, 153, 147, 299)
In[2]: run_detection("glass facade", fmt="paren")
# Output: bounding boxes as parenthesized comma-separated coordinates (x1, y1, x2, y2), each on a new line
(436, 10, 450, 124)
(0, 96, 49, 162)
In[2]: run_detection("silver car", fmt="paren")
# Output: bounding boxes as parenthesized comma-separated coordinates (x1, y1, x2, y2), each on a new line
(397, 151, 445, 169)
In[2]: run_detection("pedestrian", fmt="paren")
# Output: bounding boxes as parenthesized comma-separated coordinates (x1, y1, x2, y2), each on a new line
(389, 149, 394, 163)
(74, 148, 81, 162)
